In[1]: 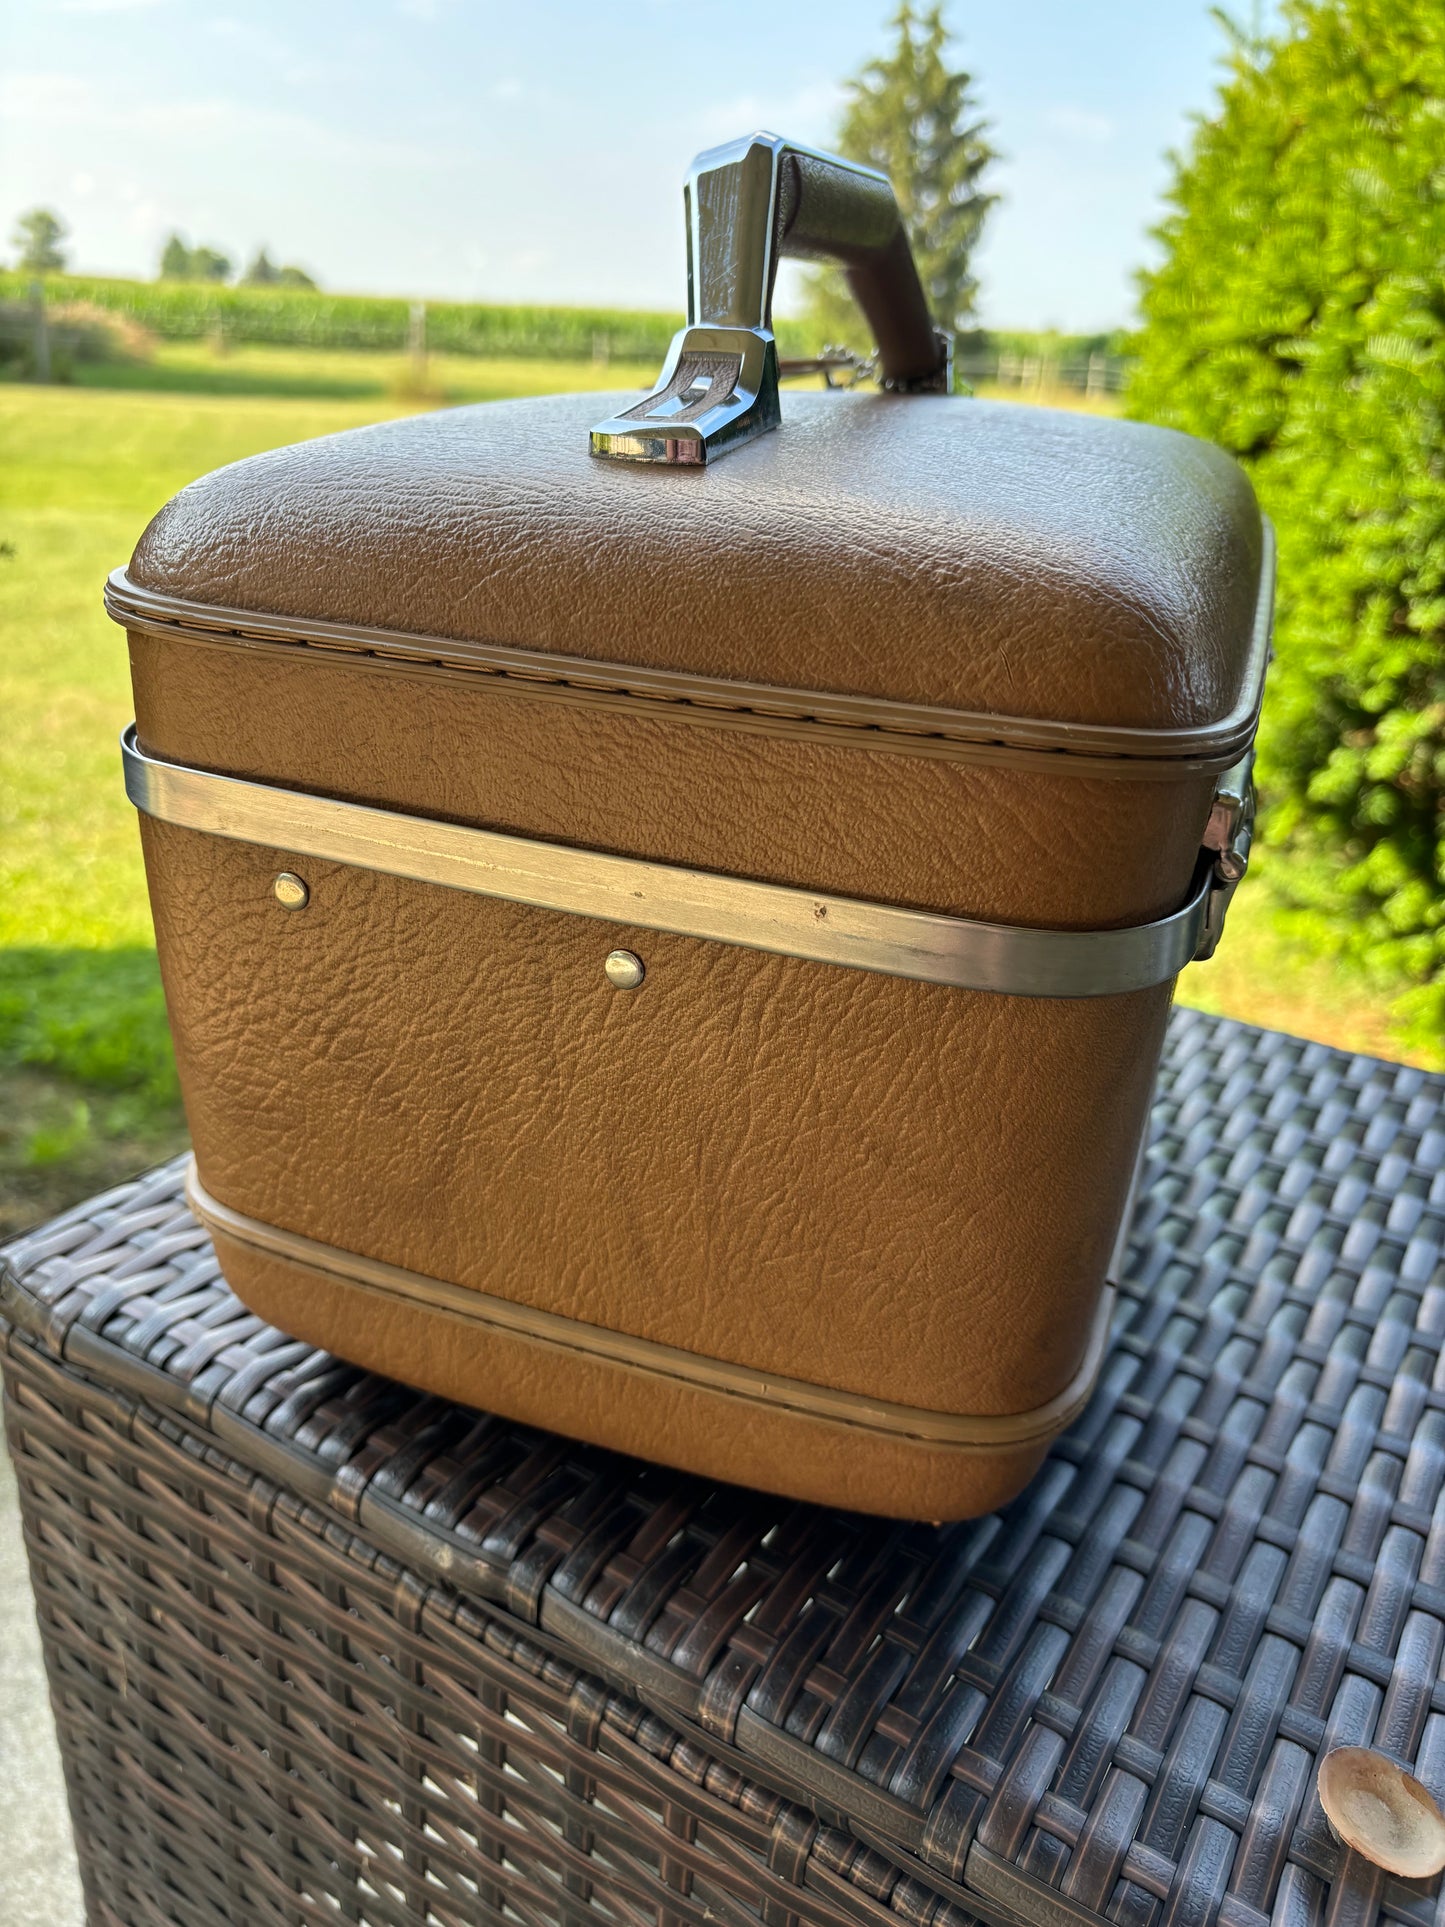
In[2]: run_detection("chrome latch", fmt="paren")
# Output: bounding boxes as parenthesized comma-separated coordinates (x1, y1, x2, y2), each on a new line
(1195, 752, 1255, 961)
(590, 326, 780, 467)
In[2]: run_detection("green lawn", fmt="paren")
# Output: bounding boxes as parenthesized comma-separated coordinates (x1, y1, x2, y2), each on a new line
(70, 338, 658, 404)
(0, 349, 1433, 1235)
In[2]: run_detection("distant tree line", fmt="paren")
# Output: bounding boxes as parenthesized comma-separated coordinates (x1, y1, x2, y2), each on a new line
(4, 206, 316, 289)
(159, 235, 316, 288)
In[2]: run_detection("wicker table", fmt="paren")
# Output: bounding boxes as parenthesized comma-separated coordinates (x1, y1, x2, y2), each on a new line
(3, 1008, 1444, 1927)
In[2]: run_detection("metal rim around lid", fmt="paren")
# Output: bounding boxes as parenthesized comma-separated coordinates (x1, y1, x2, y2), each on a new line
(103, 519, 1274, 776)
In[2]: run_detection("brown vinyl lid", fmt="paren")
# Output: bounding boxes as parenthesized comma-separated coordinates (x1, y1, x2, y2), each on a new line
(129, 390, 1266, 745)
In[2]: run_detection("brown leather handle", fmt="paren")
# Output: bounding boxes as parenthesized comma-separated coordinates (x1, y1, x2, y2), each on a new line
(775, 149, 945, 388)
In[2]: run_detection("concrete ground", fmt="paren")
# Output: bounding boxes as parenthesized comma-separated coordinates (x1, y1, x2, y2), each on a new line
(0, 1437, 86, 1926)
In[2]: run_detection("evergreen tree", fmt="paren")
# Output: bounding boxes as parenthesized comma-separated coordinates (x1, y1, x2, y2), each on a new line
(804, 5, 995, 350)
(1130, 0, 1445, 1045)
(159, 233, 191, 279)
(12, 208, 67, 274)
(276, 263, 317, 290)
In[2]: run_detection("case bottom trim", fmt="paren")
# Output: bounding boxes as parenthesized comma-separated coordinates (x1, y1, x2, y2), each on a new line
(186, 1160, 1112, 1453)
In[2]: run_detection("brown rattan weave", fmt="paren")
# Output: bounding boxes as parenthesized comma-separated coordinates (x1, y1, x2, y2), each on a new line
(4, 1008, 1445, 1927)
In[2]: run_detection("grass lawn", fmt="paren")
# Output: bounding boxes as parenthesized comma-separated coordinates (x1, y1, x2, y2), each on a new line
(71, 338, 657, 405)
(0, 347, 1434, 1236)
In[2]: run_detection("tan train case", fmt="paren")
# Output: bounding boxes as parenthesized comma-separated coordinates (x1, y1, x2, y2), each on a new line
(109, 134, 1269, 1518)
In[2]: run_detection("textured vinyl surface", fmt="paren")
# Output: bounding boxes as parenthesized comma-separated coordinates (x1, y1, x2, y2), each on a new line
(4, 1008, 1444, 1927)
(128, 390, 1265, 735)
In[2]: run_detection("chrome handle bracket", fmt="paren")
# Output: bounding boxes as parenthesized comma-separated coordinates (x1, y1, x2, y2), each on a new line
(590, 131, 949, 467)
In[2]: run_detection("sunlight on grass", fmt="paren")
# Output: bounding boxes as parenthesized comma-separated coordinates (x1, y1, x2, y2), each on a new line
(1175, 876, 1440, 1069)
(70, 339, 657, 405)
(0, 384, 430, 954)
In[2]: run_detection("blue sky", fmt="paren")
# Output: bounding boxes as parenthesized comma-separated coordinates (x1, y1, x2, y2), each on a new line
(0, 1, 1275, 331)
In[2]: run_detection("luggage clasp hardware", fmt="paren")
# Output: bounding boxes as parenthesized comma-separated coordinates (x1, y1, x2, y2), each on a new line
(1195, 751, 1255, 962)
(591, 133, 951, 466)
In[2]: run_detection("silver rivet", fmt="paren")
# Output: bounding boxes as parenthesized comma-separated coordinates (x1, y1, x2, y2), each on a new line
(604, 948, 645, 990)
(273, 872, 309, 910)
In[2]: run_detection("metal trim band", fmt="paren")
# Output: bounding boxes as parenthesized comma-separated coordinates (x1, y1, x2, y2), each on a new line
(123, 727, 1213, 998)
(186, 1161, 1114, 1449)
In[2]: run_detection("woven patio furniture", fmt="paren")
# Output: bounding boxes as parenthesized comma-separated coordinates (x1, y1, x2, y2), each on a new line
(3, 1007, 1444, 1927)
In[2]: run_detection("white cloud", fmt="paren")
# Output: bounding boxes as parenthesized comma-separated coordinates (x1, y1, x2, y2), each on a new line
(203, 16, 317, 86)
(124, 198, 165, 236)
(692, 79, 845, 149)
(0, 69, 440, 169)
(1042, 107, 1116, 144)
(57, 0, 163, 12)
(0, 72, 96, 120)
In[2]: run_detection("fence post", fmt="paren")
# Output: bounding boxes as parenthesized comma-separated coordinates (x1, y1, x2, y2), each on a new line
(1086, 353, 1105, 399)
(29, 279, 50, 383)
(409, 302, 427, 388)
(207, 300, 228, 357)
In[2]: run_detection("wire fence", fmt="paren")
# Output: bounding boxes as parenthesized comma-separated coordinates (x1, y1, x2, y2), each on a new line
(959, 350, 1131, 396)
